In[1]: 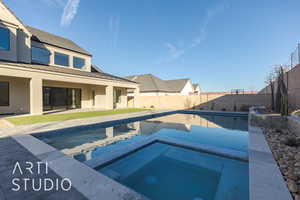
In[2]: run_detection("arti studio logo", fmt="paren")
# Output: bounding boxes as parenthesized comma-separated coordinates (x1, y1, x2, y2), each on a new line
(11, 161, 72, 192)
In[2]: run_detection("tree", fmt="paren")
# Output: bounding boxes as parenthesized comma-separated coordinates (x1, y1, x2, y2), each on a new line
(265, 70, 276, 111)
(274, 66, 288, 116)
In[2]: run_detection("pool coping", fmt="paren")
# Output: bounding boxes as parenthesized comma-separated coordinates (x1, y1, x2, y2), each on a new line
(12, 134, 149, 200)
(248, 109, 293, 200)
(181, 109, 249, 117)
(85, 135, 248, 169)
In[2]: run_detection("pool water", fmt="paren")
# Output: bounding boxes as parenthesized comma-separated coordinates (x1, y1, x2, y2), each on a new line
(98, 142, 249, 200)
(32, 113, 249, 162)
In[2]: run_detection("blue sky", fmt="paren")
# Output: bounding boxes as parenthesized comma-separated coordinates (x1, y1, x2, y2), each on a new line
(5, 0, 300, 91)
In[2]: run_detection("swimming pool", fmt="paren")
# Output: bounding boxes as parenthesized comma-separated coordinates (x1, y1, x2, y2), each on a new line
(33, 113, 248, 161)
(32, 112, 249, 200)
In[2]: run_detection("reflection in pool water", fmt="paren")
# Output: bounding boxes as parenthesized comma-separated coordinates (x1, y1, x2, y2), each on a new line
(32, 113, 248, 163)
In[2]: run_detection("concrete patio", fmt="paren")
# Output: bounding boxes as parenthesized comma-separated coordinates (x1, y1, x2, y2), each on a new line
(0, 110, 174, 138)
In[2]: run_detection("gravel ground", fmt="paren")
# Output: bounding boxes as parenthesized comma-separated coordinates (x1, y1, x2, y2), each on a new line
(263, 128, 300, 200)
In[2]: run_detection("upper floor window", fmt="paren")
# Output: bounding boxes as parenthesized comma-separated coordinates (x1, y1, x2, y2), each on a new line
(54, 52, 69, 66)
(73, 57, 85, 69)
(0, 27, 10, 51)
(0, 82, 9, 106)
(32, 47, 51, 65)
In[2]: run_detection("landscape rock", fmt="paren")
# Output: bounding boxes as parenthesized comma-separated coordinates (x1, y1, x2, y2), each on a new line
(263, 127, 300, 199)
(295, 153, 300, 161)
(287, 181, 298, 193)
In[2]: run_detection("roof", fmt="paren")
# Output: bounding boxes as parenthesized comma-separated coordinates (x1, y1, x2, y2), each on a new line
(165, 79, 190, 92)
(26, 26, 91, 56)
(0, 1, 31, 36)
(0, 61, 136, 84)
(125, 74, 172, 92)
(125, 74, 189, 93)
(91, 64, 104, 73)
(193, 84, 199, 90)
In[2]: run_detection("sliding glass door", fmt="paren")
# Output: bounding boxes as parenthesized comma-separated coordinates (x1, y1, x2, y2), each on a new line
(43, 87, 81, 111)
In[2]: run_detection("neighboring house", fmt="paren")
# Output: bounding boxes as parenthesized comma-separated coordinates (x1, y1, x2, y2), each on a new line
(193, 84, 201, 94)
(0, 1, 139, 115)
(125, 74, 197, 96)
(165, 79, 194, 95)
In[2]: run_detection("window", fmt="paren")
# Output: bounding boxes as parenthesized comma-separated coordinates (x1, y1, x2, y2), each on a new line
(32, 47, 51, 64)
(73, 57, 85, 69)
(54, 52, 69, 66)
(0, 27, 10, 51)
(0, 82, 9, 106)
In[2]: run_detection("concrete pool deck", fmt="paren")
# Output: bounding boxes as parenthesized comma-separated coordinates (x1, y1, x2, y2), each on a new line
(0, 137, 88, 200)
(248, 109, 293, 200)
(12, 134, 147, 200)
(0, 110, 176, 138)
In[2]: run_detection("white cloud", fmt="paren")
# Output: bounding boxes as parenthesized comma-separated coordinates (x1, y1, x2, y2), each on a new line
(159, 1, 227, 63)
(109, 16, 120, 49)
(163, 43, 185, 61)
(41, 0, 65, 8)
(60, 0, 80, 27)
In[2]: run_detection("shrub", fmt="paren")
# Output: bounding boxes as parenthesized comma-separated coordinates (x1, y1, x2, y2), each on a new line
(210, 102, 215, 110)
(240, 104, 252, 112)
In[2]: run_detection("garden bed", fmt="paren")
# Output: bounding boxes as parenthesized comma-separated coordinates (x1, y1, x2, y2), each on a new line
(263, 127, 300, 200)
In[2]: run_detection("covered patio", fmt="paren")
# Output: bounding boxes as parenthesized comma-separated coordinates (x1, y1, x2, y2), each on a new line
(0, 62, 140, 115)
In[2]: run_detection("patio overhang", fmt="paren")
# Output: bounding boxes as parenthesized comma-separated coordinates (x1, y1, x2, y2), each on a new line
(0, 63, 140, 115)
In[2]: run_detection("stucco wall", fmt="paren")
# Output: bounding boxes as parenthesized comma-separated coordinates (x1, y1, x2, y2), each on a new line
(0, 74, 135, 114)
(0, 76, 30, 114)
(0, 3, 31, 63)
(288, 115, 300, 137)
(0, 1, 91, 71)
(138, 93, 270, 111)
(249, 108, 300, 137)
(31, 41, 92, 72)
(259, 64, 300, 111)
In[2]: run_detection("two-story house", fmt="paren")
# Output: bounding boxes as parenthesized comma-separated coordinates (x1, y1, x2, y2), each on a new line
(0, 1, 140, 115)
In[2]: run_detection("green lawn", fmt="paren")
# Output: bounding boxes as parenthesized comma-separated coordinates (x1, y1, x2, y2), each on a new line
(6, 108, 148, 126)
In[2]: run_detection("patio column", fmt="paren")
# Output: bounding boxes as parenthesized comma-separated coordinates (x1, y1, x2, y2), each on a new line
(105, 85, 114, 109)
(30, 77, 43, 115)
(134, 87, 140, 108)
(120, 88, 127, 108)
